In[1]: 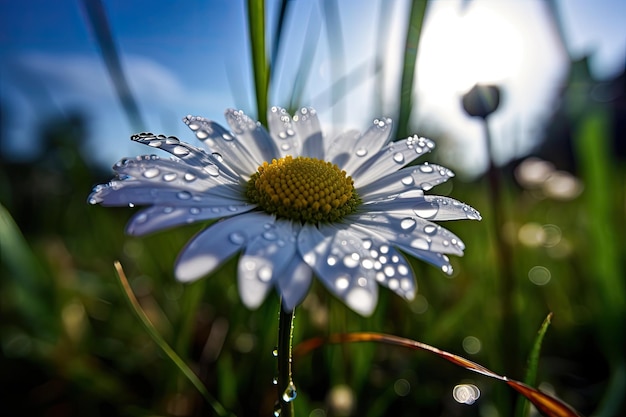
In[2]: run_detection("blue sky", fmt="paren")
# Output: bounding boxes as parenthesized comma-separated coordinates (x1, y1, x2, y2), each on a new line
(1, 0, 625, 176)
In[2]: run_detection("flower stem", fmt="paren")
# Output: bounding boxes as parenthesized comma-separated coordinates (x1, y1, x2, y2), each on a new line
(277, 304, 295, 416)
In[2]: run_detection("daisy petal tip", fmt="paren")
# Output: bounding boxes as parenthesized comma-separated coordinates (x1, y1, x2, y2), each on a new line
(174, 254, 217, 283)
(343, 287, 377, 317)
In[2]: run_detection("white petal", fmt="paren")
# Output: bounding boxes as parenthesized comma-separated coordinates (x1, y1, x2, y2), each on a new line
(338, 117, 393, 176)
(349, 213, 466, 256)
(345, 225, 416, 300)
(293, 107, 324, 159)
(175, 212, 274, 282)
(126, 203, 256, 236)
(298, 224, 378, 316)
(183, 115, 263, 178)
(237, 220, 298, 309)
(358, 163, 455, 200)
(267, 106, 302, 157)
(131, 133, 239, 180)
(396, 244, 455, 276)
(90, 181, 245, 207)
(224, 109, 280, 164)
(277, 257, 313, 312)
(325, 129, 360, 166)
(112, 155, 240, 192)
(362, 194, 481, 221)
(352, 136, 435, 188)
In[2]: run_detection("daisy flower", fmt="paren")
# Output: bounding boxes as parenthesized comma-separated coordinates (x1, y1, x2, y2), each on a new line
(89, 107, 480, 316)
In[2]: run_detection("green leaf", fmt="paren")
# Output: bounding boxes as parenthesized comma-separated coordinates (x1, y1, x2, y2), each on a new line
(247, 0, 268, 127)
(515, 312, 553, 417)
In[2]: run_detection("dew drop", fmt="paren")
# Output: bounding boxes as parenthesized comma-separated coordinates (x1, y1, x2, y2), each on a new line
(327, 255, 337, 266)
(163, 206, 174, 213)
(413, 202, 439, 219)
(212, 152, 223, 162)
(420, 182, 433, 191)
(263, 230, 278, 240)
(272, 377, 278, 385)
(177, 191, 192, 200)
(165, 136, 179, 145)
(128, 203, 135, 208)
(424, 225, 437, 235)
(229, 232, 246, 245)
(204, 165, 220, 177)
(163, 172, 177, 182)
(258, 266, 272, 282)
(411, 238, 430, 250)
(282, 382, 298, 403)
(355, 148, 368, 157)
(393, 152, 405, 163)
(400, 218, 416, 231)
(143, 168, 159, 178)
(343, 253, 360, 268)
(187, 122, 200, 131)
(336, 276, 350, 290)
(190, 207, 200, 215)
(135, 213, 148, 223)
(401, 176, 414, 186)
(184, 172, 196, 182)
(173, 146, 190, 156)
(195, 130, 208, 140)
(361, 259, 375, 269)
(419, 164, 434, 173)
(148, 140, 162, 147)
(272, 348, 279, 357)
(222, 133, 233, 141)
(281, 143, 291, 151)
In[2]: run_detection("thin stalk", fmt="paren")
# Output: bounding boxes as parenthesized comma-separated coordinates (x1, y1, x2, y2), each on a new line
(277, 305, 296, 416)
(482, 119, 517, 412)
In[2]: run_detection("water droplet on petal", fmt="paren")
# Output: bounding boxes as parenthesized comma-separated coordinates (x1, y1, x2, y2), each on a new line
(327, 255, 337, 266)
(204, 165, 220, 177)
(165, 136, 179, 145)
(229, 232, 246, 245)
(393, 153, 405, 163)
(188, 122, 199, 131)
(355, 148, 368, 157)
(212, 152, 223, 162)
(173, 146, 189, 156)
(128, 203, 135, 208)
(222, 133, 233, 141)
(263, 230, 278, 240)
(336, 276, 350, 290)
(272, 348, 279, 357)
(343, 253, 360, 268)
(401, 176, 414, 186)
(400, 218, 416, 231)
(143, 168, 159, 178)
(258, 266, 272, 282)
(411, 238, 430, 250)
(419, 164, 434, 173)
(163, 172, 177, 182)
(184, 172, 196, 182)
(177, 191, 192, 200)
(190, 207, 200, 215)
(413, 201, 439, 219)
(424, 225, 437, 235)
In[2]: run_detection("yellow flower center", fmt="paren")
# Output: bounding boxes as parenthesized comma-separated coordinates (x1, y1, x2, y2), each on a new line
(246, 156, 361, 224)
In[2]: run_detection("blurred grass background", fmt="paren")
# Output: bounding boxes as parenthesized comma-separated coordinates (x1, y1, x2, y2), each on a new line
(1, 0, 625, 416)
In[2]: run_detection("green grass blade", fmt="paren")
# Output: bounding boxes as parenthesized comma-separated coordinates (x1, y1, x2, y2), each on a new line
(515, 312, 553, 417)
(79, 0, 145, 131)
(247, 0, 268, 127)
(113, 262, 233, 417)
(397, 0, 428, 139)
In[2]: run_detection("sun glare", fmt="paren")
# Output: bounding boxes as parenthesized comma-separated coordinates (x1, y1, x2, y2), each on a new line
(418, 5, 523, 95)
